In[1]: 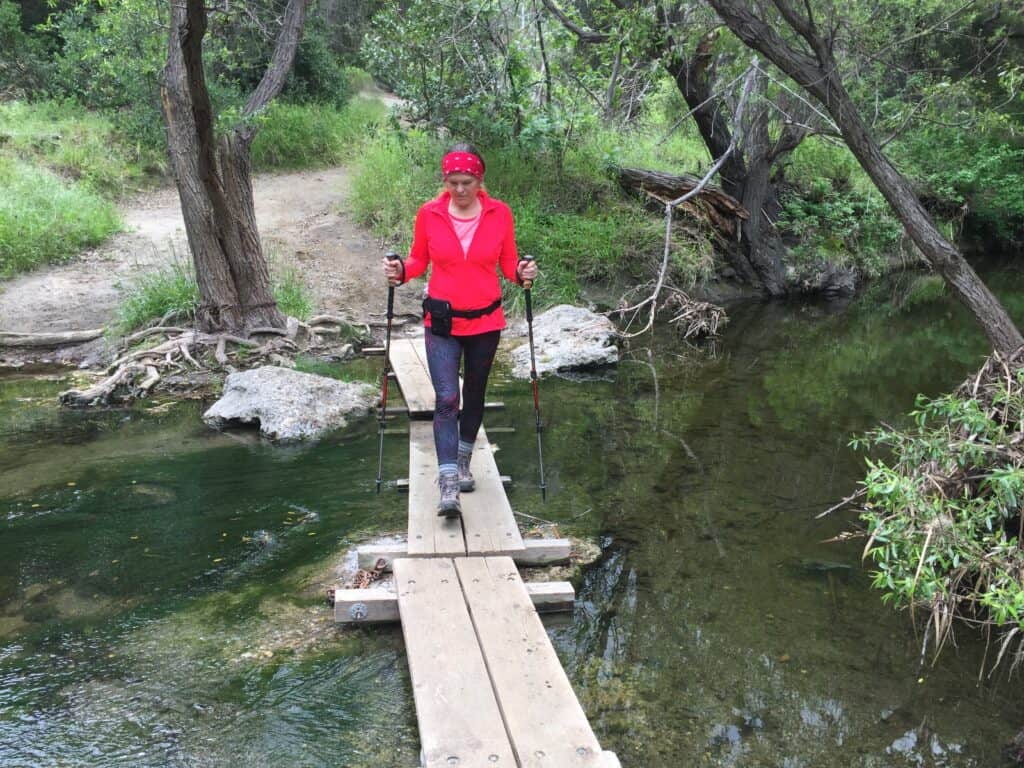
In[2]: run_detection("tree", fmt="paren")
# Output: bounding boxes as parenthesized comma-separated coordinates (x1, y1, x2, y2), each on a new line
(540, 0, 815, 295)
(703, 0, 1023, 356)
(160, 0, 309, 333)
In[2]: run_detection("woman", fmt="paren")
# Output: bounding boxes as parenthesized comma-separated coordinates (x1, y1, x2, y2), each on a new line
(382, 143, 538, 518)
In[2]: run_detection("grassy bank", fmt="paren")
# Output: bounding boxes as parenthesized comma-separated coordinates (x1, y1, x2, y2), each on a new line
(0, 96, 387, 278)
(0, 156, 121, 277)
(115, 257, 314, 333)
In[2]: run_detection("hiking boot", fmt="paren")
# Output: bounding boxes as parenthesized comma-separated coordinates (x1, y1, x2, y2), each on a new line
(457, 450, 475, 492)
(437, 472, 461, 518)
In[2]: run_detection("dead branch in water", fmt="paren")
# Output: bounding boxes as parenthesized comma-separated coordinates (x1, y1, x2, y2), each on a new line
(0, 328, 106, 347)
(613, 60, 757, 339)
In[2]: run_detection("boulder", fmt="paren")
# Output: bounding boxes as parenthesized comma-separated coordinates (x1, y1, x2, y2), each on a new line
(203, 366, 376, 441)
(511, 305, 618, 379)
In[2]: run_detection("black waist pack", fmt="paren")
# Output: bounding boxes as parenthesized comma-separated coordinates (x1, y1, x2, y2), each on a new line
(422, 296, 501, 337)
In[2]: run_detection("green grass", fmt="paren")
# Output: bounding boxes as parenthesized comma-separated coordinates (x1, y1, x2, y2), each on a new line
(0, 100, 164, 196)
(272, 265, 313, 321)
(0, 157, 122, 277)
(115, 256, 316, 332)
(250, 98, 389, 171)
(115, 258, 199, 334)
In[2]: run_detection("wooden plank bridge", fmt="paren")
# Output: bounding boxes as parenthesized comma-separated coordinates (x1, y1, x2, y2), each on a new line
(334, 337, 621, 768)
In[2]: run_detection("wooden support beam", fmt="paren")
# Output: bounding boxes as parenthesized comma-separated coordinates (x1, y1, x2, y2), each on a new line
(396, 475, 510, 491)
(335, 580, 575, 624)
(357, 538, 571, 570)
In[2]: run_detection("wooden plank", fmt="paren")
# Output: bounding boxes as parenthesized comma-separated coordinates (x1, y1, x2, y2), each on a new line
(357, 538, 571, 570)
(390, 338, 435, 416)
(397, 475, 510, 491)
(461, 428, 525, 558)
(334, 581, 575, 624)
(407, 420, 465, 557)
(455, 557, 606, 767)
(333, 587, 397, 623)
(394, 558, 516, 768)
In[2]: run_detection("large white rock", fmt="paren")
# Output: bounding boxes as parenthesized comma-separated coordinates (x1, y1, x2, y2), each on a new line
(203, 366, 376, 441)
(511, 304, 618, 379)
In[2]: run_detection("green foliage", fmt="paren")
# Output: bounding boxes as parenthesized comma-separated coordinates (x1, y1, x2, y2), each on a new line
(893, 125, 1024, 238)
(250, 98, 387, 170)
(49, 0, 168, 151)
(855, 372, 1024, 651)
(778, 138, 903, 275)
(0, 0, 51, 97)
(0, 156, 120, 277)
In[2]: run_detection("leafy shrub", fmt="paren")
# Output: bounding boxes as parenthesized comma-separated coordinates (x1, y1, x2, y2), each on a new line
(854, 352, 1024, 668)
(0, 157, 121, 276)
(0, 0, 51, 97)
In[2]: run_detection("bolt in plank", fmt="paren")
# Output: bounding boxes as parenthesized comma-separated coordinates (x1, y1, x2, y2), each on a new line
(455, 557, 608, 767)
(394, 558, 516, 768)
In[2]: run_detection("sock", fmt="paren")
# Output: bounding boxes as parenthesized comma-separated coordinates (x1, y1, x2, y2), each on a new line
(458, 440, 474, 458)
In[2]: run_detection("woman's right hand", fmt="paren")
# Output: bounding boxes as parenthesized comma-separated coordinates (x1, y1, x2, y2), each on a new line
(382, 256, 403, 286)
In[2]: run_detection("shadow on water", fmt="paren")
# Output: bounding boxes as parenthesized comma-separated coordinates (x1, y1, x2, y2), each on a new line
(3, 263, 1024, 766)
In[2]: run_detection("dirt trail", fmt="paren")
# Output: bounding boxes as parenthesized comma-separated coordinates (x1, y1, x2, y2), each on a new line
(0, 165, 421, 334)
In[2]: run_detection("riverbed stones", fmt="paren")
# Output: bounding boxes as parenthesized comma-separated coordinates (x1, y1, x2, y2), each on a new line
(510, 304, 618, 379)
(203, 366, 375, 441)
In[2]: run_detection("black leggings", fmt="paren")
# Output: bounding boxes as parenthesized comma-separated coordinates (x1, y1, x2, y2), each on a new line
(423, 328, 501, 469)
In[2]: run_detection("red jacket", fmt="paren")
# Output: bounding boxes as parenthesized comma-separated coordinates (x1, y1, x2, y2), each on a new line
(402, 189, 520, 336)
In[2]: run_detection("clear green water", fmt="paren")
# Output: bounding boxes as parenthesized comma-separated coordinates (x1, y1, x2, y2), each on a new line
(3, 270, 1024, 767)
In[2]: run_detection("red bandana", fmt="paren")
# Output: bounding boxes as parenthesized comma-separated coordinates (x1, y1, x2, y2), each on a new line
(442, 152, 484, 180)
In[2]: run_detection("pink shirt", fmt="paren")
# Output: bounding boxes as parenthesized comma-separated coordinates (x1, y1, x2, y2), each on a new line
(449, 211, 481, 257)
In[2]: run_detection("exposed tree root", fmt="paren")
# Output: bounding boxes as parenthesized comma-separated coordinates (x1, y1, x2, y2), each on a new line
(59, 325, 333, 407)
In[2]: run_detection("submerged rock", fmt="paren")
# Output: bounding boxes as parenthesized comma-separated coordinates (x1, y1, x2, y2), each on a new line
(511, 304, 618, 379)
(203, 366, 375, 441)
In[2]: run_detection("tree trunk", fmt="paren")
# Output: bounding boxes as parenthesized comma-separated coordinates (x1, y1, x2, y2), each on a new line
(705, 0, 1024, 357)
(665, 37, 791, 295)
(160, 0, 308, 334)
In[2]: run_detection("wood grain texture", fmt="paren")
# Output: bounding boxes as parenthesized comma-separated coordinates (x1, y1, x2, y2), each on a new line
(394, 558, 516, 768)
(407, 420, 465, 556)
(456, 557, 606, 767)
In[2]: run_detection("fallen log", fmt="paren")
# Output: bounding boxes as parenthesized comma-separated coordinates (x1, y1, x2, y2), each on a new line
(0, 328, 106, 348)
(615, 166, 749, 238)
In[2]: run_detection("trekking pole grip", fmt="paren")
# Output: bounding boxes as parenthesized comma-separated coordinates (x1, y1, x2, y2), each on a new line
(385, 251, 400, 317)
(520, 254, 535, 291)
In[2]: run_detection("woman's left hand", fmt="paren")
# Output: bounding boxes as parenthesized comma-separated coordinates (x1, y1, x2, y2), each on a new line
(517, 259, 538, 283)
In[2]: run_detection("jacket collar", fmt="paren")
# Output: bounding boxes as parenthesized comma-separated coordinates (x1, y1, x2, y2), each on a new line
(427, 188, 498, 217)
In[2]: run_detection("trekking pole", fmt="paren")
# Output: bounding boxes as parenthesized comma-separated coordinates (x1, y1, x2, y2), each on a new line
(521, 255, 547, 501)
(375, 251, 401, 494)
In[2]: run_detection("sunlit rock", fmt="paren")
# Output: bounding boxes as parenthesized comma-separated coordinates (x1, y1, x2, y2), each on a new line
(203, 366, 375, 441)
(510, 304, 618, 379)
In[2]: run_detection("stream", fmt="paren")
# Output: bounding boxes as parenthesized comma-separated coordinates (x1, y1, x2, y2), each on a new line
(2, 268, 1024, 767)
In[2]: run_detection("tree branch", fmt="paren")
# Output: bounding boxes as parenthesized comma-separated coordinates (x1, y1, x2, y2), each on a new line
(243, 0, 310, 119)
(539, 0, 609, 43)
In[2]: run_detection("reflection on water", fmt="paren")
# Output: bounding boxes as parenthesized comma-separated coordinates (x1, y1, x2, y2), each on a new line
(3, 267, 1024, 766)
